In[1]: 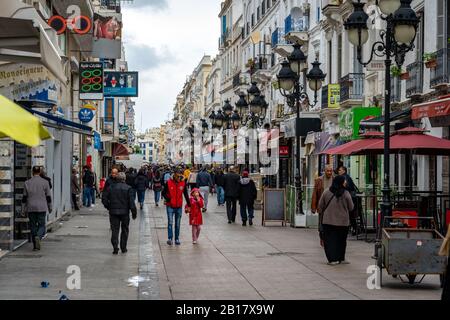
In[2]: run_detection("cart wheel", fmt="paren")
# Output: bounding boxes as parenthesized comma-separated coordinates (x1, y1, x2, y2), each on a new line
(407, 274, 416, 285)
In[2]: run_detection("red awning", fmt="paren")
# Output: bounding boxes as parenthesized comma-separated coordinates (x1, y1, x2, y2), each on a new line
(411, 95, 450, 120)
(112, 143, 130, 158)
(351, 127, 450, 155)
(322, 132, 383, 156)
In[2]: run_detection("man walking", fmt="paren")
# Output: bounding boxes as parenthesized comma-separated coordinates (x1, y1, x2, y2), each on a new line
(196, 166, 213, 212)
(223, 166, 241, 224)
(311, 164, 334, 214)
(102, 172, 137, 255)
(214, 168, 225, 206)
(22, 166, 52, 251)
(338, 166, 360, 235)
(162, 168, 190, 245)
(71, 168, 80, 211)
(238, 171, 257, 226)
(82, 165, 95, 208)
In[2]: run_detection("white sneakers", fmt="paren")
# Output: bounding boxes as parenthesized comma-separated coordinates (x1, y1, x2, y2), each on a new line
(192, 241, 197, 244)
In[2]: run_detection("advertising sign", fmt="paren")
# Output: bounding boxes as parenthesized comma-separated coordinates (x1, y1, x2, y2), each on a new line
(78, 108, 94, 123)
(339, 107, 382, 141)
(94, 132, 102, 150)
(103, 72, 139, 97)
(103, 98, 114, 135)
(91, 13, 122, 59)
(328, 84, 340, 109)
(79, 62, 103, 100)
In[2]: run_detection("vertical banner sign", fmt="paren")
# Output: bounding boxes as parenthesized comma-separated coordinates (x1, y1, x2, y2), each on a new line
(79, 62, 104, 100)
(328, 84, 340, 109)
(103, 98, 114, 135)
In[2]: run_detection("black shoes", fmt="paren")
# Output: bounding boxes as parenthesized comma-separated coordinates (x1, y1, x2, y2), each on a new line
(228, 220, 231, 224)
(34, 237, 41, 250)
(249, 219, 253, 226)
(112, 249, 119, 255)
(242, 221, 247, 226)
(140, 203, 143, 210)
(121, 249, 128, 254)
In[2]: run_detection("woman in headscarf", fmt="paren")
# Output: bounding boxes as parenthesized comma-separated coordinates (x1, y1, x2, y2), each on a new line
(318, 175, 354, 265)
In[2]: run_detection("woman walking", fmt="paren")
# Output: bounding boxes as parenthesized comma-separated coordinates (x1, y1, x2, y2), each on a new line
(134, 169, 149, 210)
(318, 175, 354, 265)
(152, 170, 163, 207)
(187, 188, 204, 244)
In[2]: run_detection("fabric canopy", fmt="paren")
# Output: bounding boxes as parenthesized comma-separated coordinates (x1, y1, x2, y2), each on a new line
(321, 132, 383, 155)
(0, 94, 51, 147)
(112, 143, 130, 158)
(351, 127, 450, 156)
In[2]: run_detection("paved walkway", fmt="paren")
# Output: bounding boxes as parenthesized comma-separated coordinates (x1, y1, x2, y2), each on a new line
(0, 192, 443, 300)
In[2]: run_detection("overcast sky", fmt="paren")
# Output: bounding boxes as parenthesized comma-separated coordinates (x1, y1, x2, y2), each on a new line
(121, 0, 222, 132)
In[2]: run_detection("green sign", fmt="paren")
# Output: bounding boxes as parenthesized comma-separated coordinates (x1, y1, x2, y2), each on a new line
(339, 107, 382, 140)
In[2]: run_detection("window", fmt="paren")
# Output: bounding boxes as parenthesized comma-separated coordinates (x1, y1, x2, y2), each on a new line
(252, 14, 255, 27)
(267, 0, 271, 9)
(437, 0, 446, 50)
(257, 7, 260, 21)
(262, 1, 266, 15)
(416, 10, 424, 60)
(317, 6, 320, 22)
(328, 40, 332, 83)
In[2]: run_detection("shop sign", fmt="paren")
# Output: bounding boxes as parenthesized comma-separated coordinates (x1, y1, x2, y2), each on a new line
(78, 108, 94, 123)
(79, 62, 104, 100)
(366, 60, 385, 71)
(94, 132, 102, 150)
(0, 64, 54, 87)
(339, 107, 382, 140)
(103, 72, 139, 97)
(328, 84, 340, 109)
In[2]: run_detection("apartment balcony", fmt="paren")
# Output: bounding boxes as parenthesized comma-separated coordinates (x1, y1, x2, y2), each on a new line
(430, 47, 450, 89)
(219, 28, 232, 49)
(251, 55, 272, 84)
(339, 73, 364, 108)
(99, 0, 121, 13)
(322, 0, 343, 23)
(391, 77, 402, 104)
(271, 27, 292, 57)
(406, 61, 423, 99)
(284, 15, 309, 44)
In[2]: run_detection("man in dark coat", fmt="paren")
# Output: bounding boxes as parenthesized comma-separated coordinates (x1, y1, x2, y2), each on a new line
(102, 172, 137, 255)
(214, 168, 226, 206)
(223, 166, 241, 224)
(238, 171, 257, 226)
(134, 169, 149, 210)
(103, 167, 119, 196)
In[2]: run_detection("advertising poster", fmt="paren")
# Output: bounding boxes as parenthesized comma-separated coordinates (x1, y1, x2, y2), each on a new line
(91, 13, 122, 59)
(339, 107, 382, 141)
(328, 84, 340, 109)
(103, 72, 139, 97)
(79, 62, 104, 100)
(103, 98, 114, 135)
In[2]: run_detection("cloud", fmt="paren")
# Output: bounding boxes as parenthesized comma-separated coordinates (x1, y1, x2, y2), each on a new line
(125, 44, 174, 72)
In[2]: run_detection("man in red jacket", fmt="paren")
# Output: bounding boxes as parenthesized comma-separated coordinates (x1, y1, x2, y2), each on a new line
(162, 168, 190, 245)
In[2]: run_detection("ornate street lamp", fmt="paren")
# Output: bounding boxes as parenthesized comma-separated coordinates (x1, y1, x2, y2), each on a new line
(276, 45, 325, 216)
(344, 0, 419, 258)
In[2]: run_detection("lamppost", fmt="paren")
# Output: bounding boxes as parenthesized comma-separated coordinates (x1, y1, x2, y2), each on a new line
(234, 82, 269, 129)
(276, 43, 326, 216)
(344, 0, 419, 255)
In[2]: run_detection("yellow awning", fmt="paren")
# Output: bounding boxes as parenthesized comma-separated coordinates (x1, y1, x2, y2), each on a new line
(0, 94, 52, 147)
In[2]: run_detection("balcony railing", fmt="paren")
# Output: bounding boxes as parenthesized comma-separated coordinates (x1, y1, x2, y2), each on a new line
(430, 48, 450, 87)
(285, 15, 309, 34)
(406, 61, 423, 98)
(339, 73, 364, 102)
(232, 72, 241, 88)
(100, 0, 121, 13)
(271, 27, 288, 48)
(321, 84, 329, 109)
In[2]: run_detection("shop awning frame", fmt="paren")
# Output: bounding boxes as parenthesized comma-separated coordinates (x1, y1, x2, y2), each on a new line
(26, 108, 93, 136)
(360, 108, 411, 127)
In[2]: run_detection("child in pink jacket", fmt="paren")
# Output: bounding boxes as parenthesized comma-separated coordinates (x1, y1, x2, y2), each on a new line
(187, 188, 204, 244)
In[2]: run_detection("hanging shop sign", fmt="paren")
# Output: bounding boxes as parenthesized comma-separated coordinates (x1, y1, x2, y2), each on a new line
(328, 84, 340, 109)
(78, 108, 95, 123)
(91, 13, 122, 59)
(82, 103, 97, 111)
(79, 62, 104, 100)
(103, 72, 139, 97)
(48, 15, 92, 35)
(94, 132, 102, 150)
(339, 107, 382, 141)
(103, 98, 114, 135)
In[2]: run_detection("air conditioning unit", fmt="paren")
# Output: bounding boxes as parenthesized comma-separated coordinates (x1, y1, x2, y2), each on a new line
(33, 0, 52, 20)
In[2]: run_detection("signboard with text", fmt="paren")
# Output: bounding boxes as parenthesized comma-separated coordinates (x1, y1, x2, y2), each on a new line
(328, 84, 340, 109)
(79, 62, 103, 100)
(103, 71, 139, 97)
(339, 107, 382, 140)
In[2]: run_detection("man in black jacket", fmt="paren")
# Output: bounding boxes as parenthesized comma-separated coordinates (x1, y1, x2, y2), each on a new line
(102, 172, 137, 255)
(238, 171, 257, 226)
(223, 166, 241, 224)
(214, 168, 225, 206)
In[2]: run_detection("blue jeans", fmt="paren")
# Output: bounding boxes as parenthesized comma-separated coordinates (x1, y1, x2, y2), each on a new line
(137, 190, 146, 204)
(167, 207, 182, 241)
(154, 190, 161, 204)
(240, 203, 254, 222)
(83, 186, 92, 207)
(216, 186, 225, 205)
(29, 212, 46, 241)
(90, 188, 96, 204)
